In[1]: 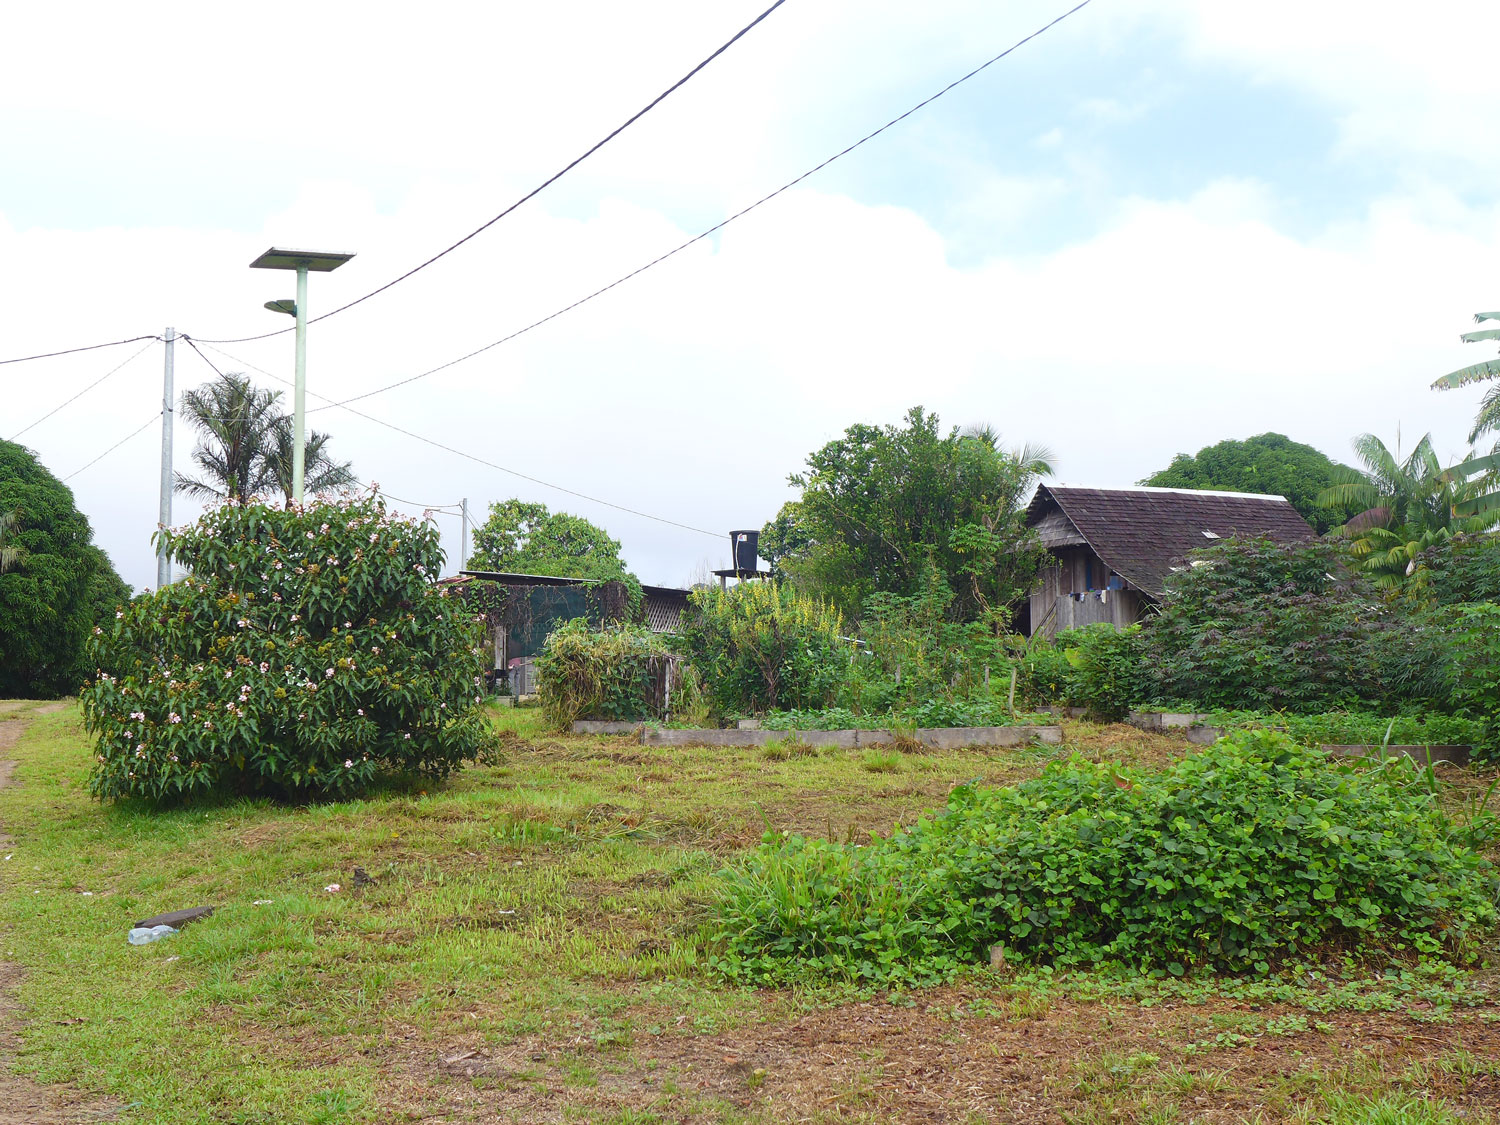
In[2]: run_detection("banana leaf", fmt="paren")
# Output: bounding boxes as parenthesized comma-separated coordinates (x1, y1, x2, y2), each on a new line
(1454, 489, 1500, 519)
(1431, 358, 1500, 390)
(1460, 327, 1500, 344)
(1476, 312, 1500, 323)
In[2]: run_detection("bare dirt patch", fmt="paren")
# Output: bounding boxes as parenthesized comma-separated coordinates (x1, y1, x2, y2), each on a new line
(381, 985, 1500, 1124)
(0, 714, 118, 1125)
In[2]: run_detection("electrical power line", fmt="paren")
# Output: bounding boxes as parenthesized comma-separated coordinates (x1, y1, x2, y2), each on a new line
(184, 338, 722, 538)
(312, 0, 1094, 413)
(193, 0, 791, 346)
(0, 334, 161, 367)
(62, 414, 159, 482)
(9, 340, 158, 441)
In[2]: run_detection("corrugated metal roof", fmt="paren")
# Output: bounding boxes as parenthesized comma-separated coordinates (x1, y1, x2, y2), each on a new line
(1026, 484, 1315, 596)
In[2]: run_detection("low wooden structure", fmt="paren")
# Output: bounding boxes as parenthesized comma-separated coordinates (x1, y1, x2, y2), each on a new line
(1024, 485, 1314, 637)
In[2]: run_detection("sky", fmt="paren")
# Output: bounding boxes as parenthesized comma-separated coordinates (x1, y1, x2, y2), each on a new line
(4, 0, 1500, 591)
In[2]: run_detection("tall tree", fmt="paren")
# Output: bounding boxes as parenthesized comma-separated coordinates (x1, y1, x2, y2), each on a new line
(1141, 432, 1357, 534)
(469, 500, 634, 584)
(0, 440, 129, 697)
(1317, 431, 1500, 587)
(762, 406, 1051, 620)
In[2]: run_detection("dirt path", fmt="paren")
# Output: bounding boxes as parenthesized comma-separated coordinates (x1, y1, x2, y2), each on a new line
(0, 707, 120, 1125)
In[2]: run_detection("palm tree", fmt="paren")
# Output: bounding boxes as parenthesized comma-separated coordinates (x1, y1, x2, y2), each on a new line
(173, 372, 359, 505)
(1317, 431, 1499, 587)
(262, 415, 359, 504)
(175, 373, 284, 502)
(0, 509, 21, 574)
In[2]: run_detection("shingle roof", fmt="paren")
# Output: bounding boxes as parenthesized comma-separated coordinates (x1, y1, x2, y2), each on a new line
(1025, 484, 1315, 596)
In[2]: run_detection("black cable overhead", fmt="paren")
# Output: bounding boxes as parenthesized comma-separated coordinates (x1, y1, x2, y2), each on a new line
(312, 0, 1094, 413)
(9, 340, 157, 441)
(0, 334, 161, 367)
(183, 337, 723, 539)
(62, 415, 160, 482)
(193, 0, 791, 346)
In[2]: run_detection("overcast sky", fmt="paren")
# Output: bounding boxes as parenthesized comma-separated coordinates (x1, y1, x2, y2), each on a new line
(5, 0, 1500, 591)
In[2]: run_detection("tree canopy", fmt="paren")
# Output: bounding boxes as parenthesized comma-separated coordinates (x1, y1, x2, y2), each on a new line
(0, 440, 129, 698)
(469, 500, 634, 585)
(760, 407, 1050, 621)
(1140, 432, 1356, 534)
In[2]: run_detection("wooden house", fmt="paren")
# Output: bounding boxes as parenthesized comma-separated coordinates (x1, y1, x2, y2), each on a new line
(1023, 485, 1315, 637)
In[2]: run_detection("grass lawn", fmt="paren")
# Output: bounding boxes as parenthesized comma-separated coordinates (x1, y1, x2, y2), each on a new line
(0, 700, 1497, 1124)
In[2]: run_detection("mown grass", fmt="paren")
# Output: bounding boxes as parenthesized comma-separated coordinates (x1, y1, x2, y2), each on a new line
(0, 704, 1495, 1124)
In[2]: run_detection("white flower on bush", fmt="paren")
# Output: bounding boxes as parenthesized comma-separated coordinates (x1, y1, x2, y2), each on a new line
(344, 759, 353, 768)
(169, 712, 181, 724)
(325, 668, 335, 678)
(115, 611, 124, 619)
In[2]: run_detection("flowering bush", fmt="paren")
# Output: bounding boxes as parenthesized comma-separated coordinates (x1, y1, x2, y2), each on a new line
(81, 493, 497, 802)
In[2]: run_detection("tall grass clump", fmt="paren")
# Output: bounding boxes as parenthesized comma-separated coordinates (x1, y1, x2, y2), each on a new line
(709, 731, 1498, 985)
(535, 618, 704, 727)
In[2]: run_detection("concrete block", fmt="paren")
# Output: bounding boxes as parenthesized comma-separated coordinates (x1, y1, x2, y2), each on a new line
(1322, 743, 1472, 767)
(571, 721, 642, 736)
(1184, 725, 1225, 744)
(736, 719, 762, 730)
(1159, 712, 1210, 729)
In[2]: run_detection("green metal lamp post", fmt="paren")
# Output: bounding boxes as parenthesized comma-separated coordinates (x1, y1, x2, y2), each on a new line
(250, 247, 355, 505)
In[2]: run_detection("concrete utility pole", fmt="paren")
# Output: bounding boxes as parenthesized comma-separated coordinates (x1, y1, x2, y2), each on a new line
(156, 327, 176, 588)
(460, 497, 470, 573)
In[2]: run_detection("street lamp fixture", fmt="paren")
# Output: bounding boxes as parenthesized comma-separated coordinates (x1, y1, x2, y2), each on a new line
(250, 246, 356, 504)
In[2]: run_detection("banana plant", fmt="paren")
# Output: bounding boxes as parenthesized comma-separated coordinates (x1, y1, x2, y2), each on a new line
(1432, 312, 1500, 518)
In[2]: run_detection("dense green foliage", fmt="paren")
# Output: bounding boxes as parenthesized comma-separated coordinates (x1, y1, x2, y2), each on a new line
(1138, 538, 1439, 710)
(1142, 432, 1356, 534)
(175, 372, 355, 503)
(1444, 602, 1500, 759)
(677, 582, 849, 715)
(1408, 533, 1500, 606)
(711, 732, 1498, 985)
(0, 440, 128, 698)
(81, 495, 496, 802)
(1198, 710, 1487, 749)
(760, 407, 1049, 620)
(535, 619, 703, 726)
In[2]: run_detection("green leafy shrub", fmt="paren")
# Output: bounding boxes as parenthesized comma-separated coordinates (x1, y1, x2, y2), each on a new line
(1199, 710, 1487, 750)
(1140, 538, 1446, 711)
(535, 618, 703, 726)
(81, 495, 497, 802)
(1056, 623, 1149, 719)
(1408, 533, 1500, 607)
(1443, 602, 1500, 761)
(677, 582, 849, 715)
(759, 702, 1051, 731)
(709, 731, 1498, 985)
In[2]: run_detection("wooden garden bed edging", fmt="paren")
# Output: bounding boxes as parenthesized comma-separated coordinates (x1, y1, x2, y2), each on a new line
(569, 722, 1063, 749)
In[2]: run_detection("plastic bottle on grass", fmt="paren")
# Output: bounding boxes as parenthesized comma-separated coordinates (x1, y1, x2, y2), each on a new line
(127, 925, 178, 945)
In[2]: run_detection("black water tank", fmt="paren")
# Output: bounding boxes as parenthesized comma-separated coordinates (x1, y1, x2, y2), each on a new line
(729, 529, 760, 573)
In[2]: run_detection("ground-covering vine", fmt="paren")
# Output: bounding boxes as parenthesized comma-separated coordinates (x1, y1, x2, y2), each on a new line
(709, 731, 1498, 986)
